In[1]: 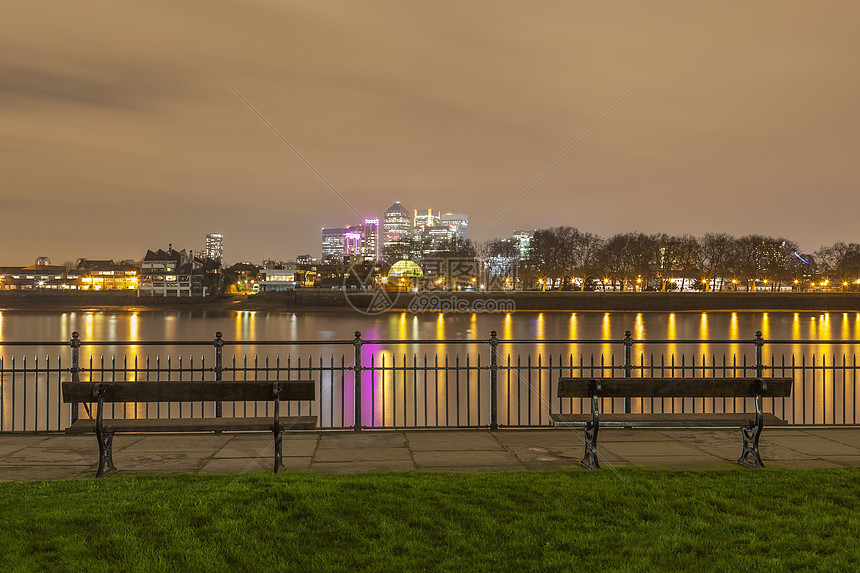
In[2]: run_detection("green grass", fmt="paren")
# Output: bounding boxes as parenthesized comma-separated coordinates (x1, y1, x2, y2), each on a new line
(1, 469, 858, 571)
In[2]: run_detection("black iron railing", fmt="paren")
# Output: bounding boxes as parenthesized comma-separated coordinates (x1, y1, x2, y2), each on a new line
(1, 331, 858, 432)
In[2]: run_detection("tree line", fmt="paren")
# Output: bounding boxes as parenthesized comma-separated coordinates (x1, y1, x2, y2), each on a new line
(481, 229, 860, 292)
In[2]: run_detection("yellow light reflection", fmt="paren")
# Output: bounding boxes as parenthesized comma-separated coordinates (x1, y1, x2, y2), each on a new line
(698, 313, 710, 362)
(634, 313, 645, 340)
(435, 313, 445, 340)
(398, 312, 407, 339)
(503, 313, 513, 340)
(601, 313, 613, 368)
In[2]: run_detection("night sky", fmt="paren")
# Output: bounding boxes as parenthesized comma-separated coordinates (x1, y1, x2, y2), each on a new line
(3, 1, 859, 265)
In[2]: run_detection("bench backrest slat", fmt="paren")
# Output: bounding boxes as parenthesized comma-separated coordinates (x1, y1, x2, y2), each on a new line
(557, 377, 792, 398)
(62, 381, 315, 403)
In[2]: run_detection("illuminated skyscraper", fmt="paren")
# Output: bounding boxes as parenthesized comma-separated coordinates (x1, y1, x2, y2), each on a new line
(382, 202, 412, 260)
(322, 227, 348, 261)
(360, 219, 380, 263)
(205, 233, 224, 263)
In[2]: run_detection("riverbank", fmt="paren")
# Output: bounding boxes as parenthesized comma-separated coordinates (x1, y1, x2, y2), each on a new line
(2, 290, 859, 312)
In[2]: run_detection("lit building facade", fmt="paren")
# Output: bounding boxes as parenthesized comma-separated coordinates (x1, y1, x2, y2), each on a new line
(512, 230, 535, 261)
(360, 219, 380, 263)
(205, 233, 224, 263)
(382, 202, 412, 259)
(138, 246, 205, 297)
(441, 213, 468, 241)
(322, 227, 348, 262)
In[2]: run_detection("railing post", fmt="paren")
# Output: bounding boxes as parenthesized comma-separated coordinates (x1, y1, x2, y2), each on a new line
(754, 331, 764, 377)
(214, 331, 224, 418)
(353, 331, 363, 431)
(69, 332, 81, 424)
(489, 330, 499, 430)
(623, 330, 633, 413)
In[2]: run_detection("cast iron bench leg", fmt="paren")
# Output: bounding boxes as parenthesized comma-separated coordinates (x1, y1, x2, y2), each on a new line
(581, 422, 600, 470)
(274, 430, 283, 473)
(738, 424, 764, 469)
(96, 430, 116, 478)
(737, 388, 765, 469)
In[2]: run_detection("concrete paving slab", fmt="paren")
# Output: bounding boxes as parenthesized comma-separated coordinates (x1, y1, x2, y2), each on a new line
(119, 434, 232, 453)
(764, 435, 860, 456)
(112, 452, 210, 473)
(1, 447, 95, 465)
(602, 429, 678, 442)
(314, 447, 412, 463)
(406, 431, 503, 451)
(600, 440, 706, 457)
(0, 465, 91, 482)
(213, 436, 318, 458)
(316, 433, 406, 449)
(803, 429, 860, 447)
(311, 461, 415, 474)
(0, 435, 50, 456)
(818, 456, 860, 467)
(490, 430, 580, 447)
(29, 435, 99, 448)
(413, 450, 523, 469)
(508, 446, 571, 464)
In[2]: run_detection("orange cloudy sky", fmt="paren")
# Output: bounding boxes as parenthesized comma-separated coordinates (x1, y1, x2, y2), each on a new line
(2, 1, 859, 264)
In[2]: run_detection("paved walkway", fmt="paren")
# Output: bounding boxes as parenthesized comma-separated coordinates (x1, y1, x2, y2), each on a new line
(1, 427, 859, 481)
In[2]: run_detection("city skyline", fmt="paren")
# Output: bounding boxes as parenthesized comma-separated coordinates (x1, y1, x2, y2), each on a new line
(3, 2, 860, 265)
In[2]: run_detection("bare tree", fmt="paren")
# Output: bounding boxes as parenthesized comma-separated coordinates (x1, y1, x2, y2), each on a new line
(815, 242, 860, 290)
(697, 233, 733, 291)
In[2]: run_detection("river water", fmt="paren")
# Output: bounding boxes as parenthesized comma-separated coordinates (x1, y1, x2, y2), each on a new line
(1, 310, 859, 430)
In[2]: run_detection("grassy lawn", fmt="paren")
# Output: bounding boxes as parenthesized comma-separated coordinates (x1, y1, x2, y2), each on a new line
(1, 468, 858, 571)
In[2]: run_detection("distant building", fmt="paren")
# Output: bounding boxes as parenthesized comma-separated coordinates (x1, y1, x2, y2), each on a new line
(257, 264, 298, 292)
(441, 213, 468, 241)
(137, 245, 205, 297)
(512, 230, 535, 261)
(205, 233, 224, 264)
(296, 254, 315, 266)
(322, 227, 348, 262)
(413, 209, 440, 235)
(382, 202, 412, 260)
(410, 208, 470, 258)
(360, 219, 380, 263)
(76, 259, 139, 290)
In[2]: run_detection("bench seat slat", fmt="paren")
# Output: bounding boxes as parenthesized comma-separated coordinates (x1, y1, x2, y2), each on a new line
(557, 377, 793, 398)
(62, 381, 315, 403)
(66, 416, 318, 434)
(550, 412, 788, 427)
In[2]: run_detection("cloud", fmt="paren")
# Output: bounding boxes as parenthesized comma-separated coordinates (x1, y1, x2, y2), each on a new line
(0, 60, 186, 111)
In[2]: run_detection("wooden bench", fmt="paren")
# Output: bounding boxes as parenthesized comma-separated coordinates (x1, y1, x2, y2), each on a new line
(550, 377, 793, 470)
(62, 381, 316, 477)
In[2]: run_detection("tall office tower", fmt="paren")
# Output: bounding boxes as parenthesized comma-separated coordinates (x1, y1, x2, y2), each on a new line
(512, 230, 535, 261)
(360, 219, 380, 263)
(382, 202, 412, 259)
(205, 233, 224, 263)
(344, 231, 362, 258)
(440, 213, 469, 241)
(321, 227, 348, 261)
